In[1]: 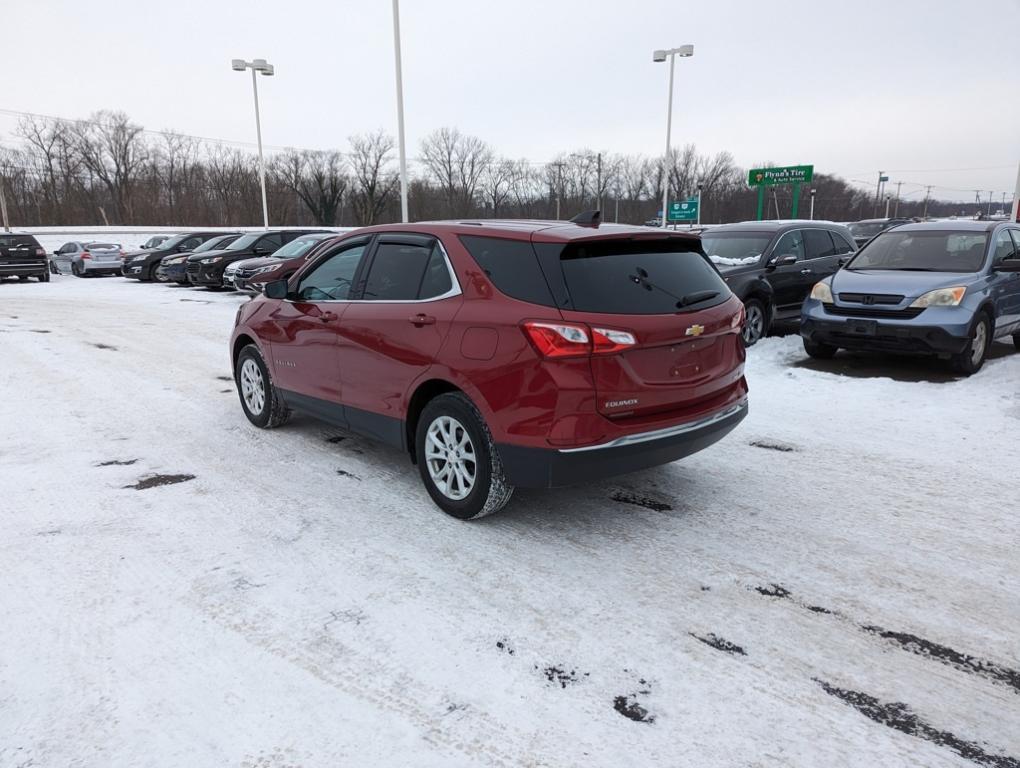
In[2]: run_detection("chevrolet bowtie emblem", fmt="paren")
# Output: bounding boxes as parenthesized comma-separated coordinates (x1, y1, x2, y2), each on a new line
(685, 324, 705, 337)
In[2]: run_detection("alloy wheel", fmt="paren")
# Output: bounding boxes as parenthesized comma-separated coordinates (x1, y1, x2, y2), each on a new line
(743, 304, 765, 345)
(425, 415, 477, 501)
(239, 358, 266, 415)
(971, 319, 987, 366)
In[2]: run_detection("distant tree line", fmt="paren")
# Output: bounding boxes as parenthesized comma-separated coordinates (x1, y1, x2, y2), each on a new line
(0, 110, 998, 228)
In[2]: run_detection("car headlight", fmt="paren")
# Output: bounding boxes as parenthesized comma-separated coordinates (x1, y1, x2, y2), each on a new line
(252, 264, 281, 275)
(132, 255, 147, 262)
(201, 256, 223, 265)
(165, 256, 184, 265)
(809, 281, 834, 303)
(909, 287, 966, 308)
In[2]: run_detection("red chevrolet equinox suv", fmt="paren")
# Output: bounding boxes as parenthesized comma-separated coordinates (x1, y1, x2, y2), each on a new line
(230, 218, 749, 519)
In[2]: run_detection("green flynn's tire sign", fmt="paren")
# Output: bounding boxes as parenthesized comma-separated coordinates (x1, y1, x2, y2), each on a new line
(748, 164, 814, 186)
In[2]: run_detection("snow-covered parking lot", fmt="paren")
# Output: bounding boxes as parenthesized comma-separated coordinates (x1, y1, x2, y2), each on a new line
(2, 275, 1018, 768)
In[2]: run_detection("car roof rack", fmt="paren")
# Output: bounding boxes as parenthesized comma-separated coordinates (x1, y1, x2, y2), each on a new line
(569, 210, 601, 228)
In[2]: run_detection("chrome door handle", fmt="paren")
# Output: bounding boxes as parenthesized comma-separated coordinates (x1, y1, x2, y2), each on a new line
(799, 268, 813, 275)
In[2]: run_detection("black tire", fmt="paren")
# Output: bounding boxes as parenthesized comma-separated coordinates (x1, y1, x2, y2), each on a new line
(49, 262, 59, 274)
(72, 262, 83, 277)
(803, 338, 838, 359)
(415, 392, 514, 520)
(235, 344, 290, 429)
(1013, 332, 1020, 352)
(950, 313, 991, 376)
(38, 271, 50, 283)
(742, 298, 769, 347)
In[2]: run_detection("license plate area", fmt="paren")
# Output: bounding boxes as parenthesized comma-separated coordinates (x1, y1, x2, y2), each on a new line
(847, 320, 878, 336)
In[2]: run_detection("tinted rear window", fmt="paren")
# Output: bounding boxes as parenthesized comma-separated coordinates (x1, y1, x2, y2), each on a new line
(558, 240, 729, 314)
(0, 235, 40, 248)
(459, 235, 556, 306)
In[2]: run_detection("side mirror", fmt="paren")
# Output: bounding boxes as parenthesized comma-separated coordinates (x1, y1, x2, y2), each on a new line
(264, 279, 289, 299)
(994, 259, 1020, 273)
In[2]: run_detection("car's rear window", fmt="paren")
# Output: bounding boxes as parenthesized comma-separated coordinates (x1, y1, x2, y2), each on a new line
(556, 240, 729, 314)
(459, 235, 556, 306)
(86, 243, 117, 250)
(0, 235, 41, 248)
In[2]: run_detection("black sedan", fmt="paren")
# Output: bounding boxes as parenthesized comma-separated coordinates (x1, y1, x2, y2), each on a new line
(186, 229, 332, 288)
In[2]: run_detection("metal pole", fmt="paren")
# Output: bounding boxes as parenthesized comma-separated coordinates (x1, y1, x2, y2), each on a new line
(987, 192, 993, 218)
(596, 152, 602, 211)
(755, 186, 764, 221)
(791, 182, 801, 219)
(923, 186, 932, 218)
(809, 188, 816, 220)
(696, 185, 702, 226)
(250, 68, 269, 229)
(874, 170, 883, 217)
(660, 52, 675, 230)
(614, 196, 619, 223)
(884, 195, 891, 218)
(392, 0, 409, 223)
(0, 175, 9, 232)
(1013, 163, 1020, 222)
(894, 181, 902, 217)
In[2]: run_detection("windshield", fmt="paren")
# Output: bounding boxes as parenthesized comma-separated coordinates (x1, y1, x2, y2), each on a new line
(194, 235, 238, 253)
(226, 233, 262, 251)
(700, 233, 772, 268)
(849, 222, 886, 238)
(158, 235, 189, 250)
(270, 234, 331, 259)
(847, 231, 988, 273)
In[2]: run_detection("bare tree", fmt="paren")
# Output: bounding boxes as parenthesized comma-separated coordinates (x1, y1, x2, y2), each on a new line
(73, 111, 148, 223)
(419, 127, 492, 216)
(349, 131, 397, 226)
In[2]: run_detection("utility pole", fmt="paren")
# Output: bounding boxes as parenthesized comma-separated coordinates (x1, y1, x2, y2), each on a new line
(874, 170, 883, 217)
(893, 181, 903, 217)
(987, 191, 994, 218)
(884, 194, 891, 218)
(391, 0, 409, 223)
(922, 185, 932, 218)
(552, 161, 565, 220)
(809, 187, 816, 220)
(595, 152, 603, 211)
(0, 174, 10, 232)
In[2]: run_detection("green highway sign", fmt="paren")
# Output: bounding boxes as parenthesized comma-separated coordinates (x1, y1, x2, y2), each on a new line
(667, 199, 699, 222)
(748, 164, 814, 187)
(880, 175, 889, 182)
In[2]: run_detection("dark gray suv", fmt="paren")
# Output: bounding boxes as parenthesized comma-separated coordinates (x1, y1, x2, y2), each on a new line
(700, 221, 857, 345)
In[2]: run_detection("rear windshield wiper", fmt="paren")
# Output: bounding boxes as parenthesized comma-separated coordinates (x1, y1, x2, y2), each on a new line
(629, 268, 719, 309)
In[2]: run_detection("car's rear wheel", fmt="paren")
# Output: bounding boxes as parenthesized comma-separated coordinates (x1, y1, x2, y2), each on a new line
(72, 262, 83, 277)
(236, 344, 290, 428)
(951, 313, 991, 375)
(803, 338, 838, 359)
(415, 393, 514, 520)
(38, 271, 50, 283)
(742, 298, 768, 346)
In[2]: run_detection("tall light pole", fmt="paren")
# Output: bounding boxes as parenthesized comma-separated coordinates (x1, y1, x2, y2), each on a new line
(232, 58, 274, 229)
(391, 0, 409, 223)
(0, 174, 10, 232)
(653, 44, 694, 230)
(809, 187, 817, 220)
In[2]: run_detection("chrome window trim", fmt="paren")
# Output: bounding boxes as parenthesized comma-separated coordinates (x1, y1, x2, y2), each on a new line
(558, 398, 748, 454)
(286, 237, 462, 305)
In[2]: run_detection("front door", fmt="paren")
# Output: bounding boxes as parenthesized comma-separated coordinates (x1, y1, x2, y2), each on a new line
(338, 234, 462, 448)
(991, 229, 1020, 335)
(766, 229, 809, 313)
(263, 240, 370, 420)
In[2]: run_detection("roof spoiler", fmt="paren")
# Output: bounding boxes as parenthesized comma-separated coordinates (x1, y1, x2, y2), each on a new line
(569, 210, 601, 228)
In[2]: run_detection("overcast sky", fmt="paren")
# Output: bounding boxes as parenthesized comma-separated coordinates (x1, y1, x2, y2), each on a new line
(4, 0, 1019, 203)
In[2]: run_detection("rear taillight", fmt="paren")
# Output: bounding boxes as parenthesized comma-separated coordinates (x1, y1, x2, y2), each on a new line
(34, 246, 46, 257)
(730, 306, 745, 331)
(591, 327, 637, 354)
(81, 251, 92, 260)
(521, 321, 636, 358)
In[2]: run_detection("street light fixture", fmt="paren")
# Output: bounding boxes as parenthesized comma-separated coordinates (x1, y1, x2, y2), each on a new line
(653, 44, 694, 229)
(232, 57, 275, 229)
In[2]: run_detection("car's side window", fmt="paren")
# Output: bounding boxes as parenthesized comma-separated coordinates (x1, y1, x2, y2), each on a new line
(991, 230, 1015, 265)
(773, 230, 806, 261)
(804, 229, 837, 260)
(361, 241, 438, 301)
(418, 245, 454, 299)
(259, 234, 284, 252)
(295, 244, 367, 302)
(182, 237, 201, 250)
(1006, 230, 1020, 260)
(831, 232, 855, 255)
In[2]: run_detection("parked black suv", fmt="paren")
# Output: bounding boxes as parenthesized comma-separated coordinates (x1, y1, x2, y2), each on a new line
(0, 233, 49, 282)
(847, 218, 913, 248)
(701, 221, 857, 345)
(123, 232, 227, 282)
(186, 229, 332, 288)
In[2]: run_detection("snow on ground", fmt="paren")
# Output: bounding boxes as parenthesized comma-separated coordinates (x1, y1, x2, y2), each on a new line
(1, 275, 1018, 768)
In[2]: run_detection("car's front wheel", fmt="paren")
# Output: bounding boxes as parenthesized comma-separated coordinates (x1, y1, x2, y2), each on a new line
(742, 298, 769, 346)
(415, 393, 514, 520)
(236, 344, 290, 428)
(803, 338, 838, 359)
(951, 313, 991, 375)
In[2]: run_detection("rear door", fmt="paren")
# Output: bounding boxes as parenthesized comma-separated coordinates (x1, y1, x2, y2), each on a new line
(266, 238, 371, 415)
(545, 237, 744, 421)
(992, 229, 1020, 333)
(338, 234, 462, 445)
